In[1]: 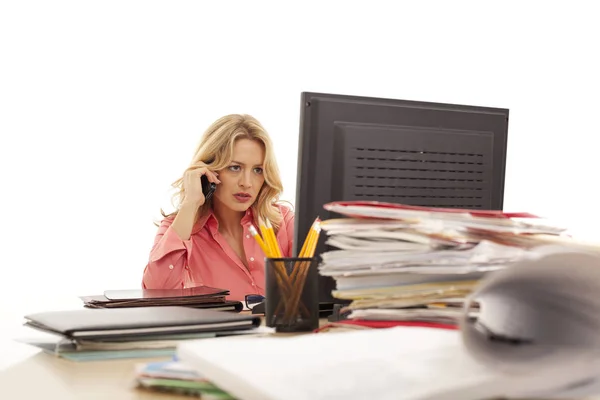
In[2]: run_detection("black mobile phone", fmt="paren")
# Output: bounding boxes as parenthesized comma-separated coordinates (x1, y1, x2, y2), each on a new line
(201, 175, 217, 201)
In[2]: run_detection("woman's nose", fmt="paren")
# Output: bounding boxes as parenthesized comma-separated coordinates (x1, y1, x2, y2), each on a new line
(239, 172, 252, 188)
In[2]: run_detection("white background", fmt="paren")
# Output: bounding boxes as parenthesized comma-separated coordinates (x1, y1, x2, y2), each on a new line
(0, 1, 599, 346)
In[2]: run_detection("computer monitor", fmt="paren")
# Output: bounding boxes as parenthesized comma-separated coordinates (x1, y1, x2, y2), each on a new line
(293, 91, 509, 305)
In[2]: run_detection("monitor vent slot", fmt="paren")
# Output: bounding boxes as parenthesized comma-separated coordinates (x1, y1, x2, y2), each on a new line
(348, 146, 488, 208)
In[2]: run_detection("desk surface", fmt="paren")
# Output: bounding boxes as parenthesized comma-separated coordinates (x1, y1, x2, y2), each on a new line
(0, 313, 328, 400)
(0, 351, 168, 400)
(2, 315, 599, 400)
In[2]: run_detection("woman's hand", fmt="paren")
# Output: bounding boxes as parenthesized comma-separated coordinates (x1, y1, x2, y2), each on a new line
(170, 164, 220, 241)
(182, 164, 221, 207)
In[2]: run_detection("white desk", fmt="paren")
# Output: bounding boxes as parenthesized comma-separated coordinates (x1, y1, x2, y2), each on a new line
(2, 314, 599, 400)
(0, 312, 173, 399)
(0, 350, 168, 399)
(0, 311, 323, 400)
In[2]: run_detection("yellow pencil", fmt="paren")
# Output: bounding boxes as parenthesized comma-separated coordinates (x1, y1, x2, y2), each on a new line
(258, 217, 274, 257)
(264, 218, 282, 258)
(299, 218, 321, 258)
(308, 220, 322, 257)
(286, 219, 322, 321)
(249, 225, 269, 256)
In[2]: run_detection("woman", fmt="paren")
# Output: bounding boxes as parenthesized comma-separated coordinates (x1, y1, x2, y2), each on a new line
(142, 114, 294, 301)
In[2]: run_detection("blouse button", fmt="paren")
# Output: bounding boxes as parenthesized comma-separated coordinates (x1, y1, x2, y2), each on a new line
(168, 265, 174, 270)
(250, 257, 255, 262)
(246, 235, 250, 239)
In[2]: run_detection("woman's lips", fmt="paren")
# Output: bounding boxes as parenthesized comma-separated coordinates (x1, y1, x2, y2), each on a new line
(233, 193, 251, 203)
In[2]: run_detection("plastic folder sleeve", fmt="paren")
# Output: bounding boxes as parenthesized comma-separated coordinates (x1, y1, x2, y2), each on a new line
(143, 218, 193, 289)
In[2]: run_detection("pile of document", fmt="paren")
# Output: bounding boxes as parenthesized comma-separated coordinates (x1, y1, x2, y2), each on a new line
(318, 200, 578, 327)
(174, 247, 600, 399)
(20, 306, 264, 361)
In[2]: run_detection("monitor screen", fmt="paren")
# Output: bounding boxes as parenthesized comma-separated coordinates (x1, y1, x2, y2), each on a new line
(293, 91, 509, 304)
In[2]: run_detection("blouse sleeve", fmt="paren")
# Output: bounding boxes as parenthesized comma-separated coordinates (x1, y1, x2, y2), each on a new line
(142, 217, 193, 289)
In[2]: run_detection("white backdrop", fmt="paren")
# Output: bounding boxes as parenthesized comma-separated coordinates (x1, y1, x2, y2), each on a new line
(1, 1, 599, 325)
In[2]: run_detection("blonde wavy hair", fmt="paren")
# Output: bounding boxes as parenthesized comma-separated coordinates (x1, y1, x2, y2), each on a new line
(162, 114, 286, 231)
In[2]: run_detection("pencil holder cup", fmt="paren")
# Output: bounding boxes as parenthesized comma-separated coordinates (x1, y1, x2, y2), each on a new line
(265, 257, 319, 332)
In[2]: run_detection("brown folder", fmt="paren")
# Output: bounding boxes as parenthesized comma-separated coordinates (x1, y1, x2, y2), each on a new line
(79, 286, 242, 312)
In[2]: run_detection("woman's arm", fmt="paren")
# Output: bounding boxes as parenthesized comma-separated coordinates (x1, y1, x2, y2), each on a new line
(170, 201, 201, 241)
(143, 165, 220, 288)
(142, 213, 195, 289)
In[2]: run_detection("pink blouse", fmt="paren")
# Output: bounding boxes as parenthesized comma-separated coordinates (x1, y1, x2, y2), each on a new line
(142, 204, 295, 301)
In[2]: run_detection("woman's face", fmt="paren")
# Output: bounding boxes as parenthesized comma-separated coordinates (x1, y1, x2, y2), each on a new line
(213, 138, 266, 213)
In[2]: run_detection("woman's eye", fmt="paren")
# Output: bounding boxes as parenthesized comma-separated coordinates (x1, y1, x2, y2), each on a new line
(253, 167, 264, 174)
(228, 165, 241, 172)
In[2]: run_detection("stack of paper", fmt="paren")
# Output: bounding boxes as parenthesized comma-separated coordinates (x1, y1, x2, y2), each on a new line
(319, 200, 572, 327)
(174, 248, 600, 400)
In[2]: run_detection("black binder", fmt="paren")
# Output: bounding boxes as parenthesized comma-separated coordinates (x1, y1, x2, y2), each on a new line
(24, 306, 260, 340)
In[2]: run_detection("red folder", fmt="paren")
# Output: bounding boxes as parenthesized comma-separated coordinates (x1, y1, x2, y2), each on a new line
(315, 319, 458, 333)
